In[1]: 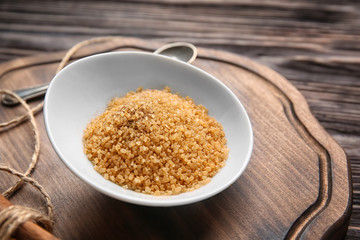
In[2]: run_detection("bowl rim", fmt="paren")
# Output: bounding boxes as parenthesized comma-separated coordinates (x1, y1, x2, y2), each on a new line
(44, 51, 253, 207)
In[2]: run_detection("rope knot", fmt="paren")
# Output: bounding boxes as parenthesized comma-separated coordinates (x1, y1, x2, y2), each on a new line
(0, 205, 52, 240)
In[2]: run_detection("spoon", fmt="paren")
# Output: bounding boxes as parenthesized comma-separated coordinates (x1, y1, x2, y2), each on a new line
(1, 42, 197, 106)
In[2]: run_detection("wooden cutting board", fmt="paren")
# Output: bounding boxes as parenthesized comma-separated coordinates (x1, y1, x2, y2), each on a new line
(0, 37, 352, 239)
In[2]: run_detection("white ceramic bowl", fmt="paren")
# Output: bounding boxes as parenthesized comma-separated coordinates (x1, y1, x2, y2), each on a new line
(44, 52, 253, 207)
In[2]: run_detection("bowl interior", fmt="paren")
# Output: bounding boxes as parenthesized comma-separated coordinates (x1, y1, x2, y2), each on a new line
(44, 52, 253, 206)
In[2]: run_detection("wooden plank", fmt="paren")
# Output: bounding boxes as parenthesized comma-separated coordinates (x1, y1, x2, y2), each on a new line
(0, 0, 359, 238)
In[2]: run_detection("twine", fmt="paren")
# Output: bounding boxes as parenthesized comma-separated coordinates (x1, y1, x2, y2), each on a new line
(0, 206, 51, 240)
(0, 36, 122, 239)
(0, 90, 40, 198)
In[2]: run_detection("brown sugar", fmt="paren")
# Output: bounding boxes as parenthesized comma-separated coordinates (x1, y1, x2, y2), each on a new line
(83, 87, 229, 195)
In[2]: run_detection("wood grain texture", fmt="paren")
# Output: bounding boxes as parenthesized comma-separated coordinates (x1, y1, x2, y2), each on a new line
(0, 37, 352, 239)
(0, 0, 358, 239)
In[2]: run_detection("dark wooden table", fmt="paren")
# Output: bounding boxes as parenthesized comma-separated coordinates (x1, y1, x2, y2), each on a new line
(0, 0, 359, 239)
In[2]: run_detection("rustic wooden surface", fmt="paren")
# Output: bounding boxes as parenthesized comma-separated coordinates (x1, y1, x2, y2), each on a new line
(0, 0, 358, 239)
(0, 38, 352, 239)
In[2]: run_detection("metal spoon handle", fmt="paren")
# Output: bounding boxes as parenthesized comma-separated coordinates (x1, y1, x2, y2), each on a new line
(2, 83, 49, 106)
